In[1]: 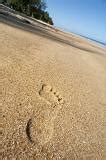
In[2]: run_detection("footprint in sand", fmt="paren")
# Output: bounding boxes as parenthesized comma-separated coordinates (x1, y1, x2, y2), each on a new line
(39, 84, 64, 107)
(26, 84, 64, 145)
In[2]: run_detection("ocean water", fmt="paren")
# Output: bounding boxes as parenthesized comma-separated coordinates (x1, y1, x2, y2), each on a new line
(57, 27, 106, 48)
(81, 36, 106, 48)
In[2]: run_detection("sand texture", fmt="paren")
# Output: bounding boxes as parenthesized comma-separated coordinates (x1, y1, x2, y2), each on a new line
(0, 22, 106, 160)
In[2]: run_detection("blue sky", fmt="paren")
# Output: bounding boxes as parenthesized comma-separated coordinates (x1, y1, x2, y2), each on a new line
(46, 0, 106, 44)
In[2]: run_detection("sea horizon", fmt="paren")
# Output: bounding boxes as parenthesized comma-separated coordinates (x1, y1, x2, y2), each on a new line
(57, 26, 106, 48)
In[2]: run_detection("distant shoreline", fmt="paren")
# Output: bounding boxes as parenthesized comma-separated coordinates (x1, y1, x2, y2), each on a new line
(81, 36, 106, 47)
(1, 4, 105, 48)
(57, 27, 106, 48)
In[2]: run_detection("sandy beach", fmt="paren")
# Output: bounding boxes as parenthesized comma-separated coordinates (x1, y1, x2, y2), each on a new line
(0, 22, 106, 159)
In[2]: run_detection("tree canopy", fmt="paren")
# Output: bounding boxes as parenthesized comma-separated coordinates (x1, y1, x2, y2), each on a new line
(3, 0, 54, 25)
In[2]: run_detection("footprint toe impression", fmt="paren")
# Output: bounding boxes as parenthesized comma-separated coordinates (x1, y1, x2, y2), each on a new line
(39, 84, 64, 105)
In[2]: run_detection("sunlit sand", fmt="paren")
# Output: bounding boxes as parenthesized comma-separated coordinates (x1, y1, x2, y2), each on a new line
(0, 22, 106, 159)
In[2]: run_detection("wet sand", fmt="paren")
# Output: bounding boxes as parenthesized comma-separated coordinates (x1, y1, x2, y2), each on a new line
(0, 22, 106, 159)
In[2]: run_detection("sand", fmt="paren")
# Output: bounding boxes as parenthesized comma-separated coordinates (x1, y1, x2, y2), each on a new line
(0, 22, 106, 160)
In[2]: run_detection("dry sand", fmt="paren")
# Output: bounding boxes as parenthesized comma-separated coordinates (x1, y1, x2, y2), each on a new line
(0, 22, 106, 160)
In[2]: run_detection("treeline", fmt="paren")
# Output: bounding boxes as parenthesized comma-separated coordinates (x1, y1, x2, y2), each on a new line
(2, 0, 54, 25)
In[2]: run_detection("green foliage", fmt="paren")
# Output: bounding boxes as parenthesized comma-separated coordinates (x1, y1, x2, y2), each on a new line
(2, 0, 7, 4)
(7, 0, 53, 25)
(31, 0, 47, 11)
(33, 10, 54, 25)
(9, 0, 23, 12)
(41, 11, 54, 25)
